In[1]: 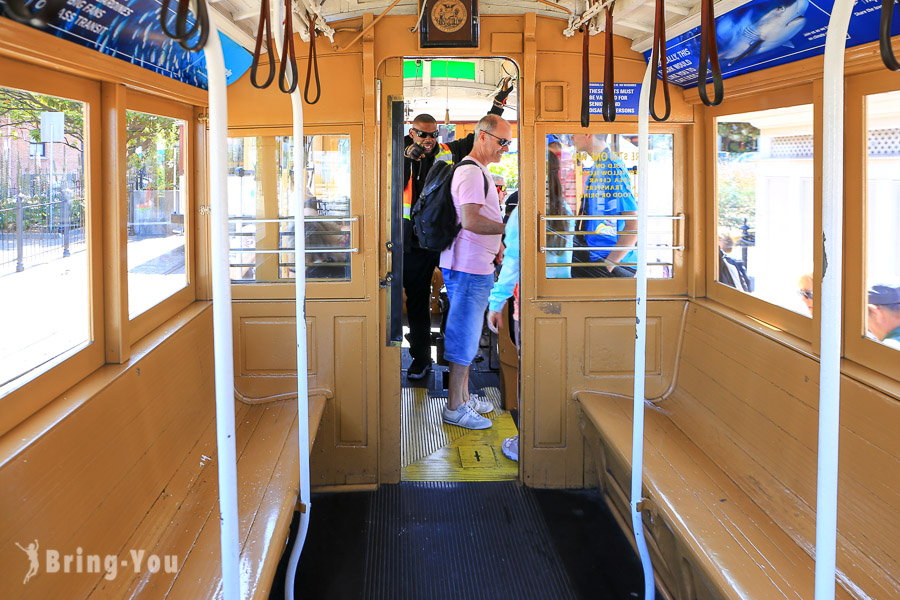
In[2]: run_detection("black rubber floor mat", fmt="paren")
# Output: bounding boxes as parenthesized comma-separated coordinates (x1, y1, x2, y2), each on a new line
(362, 481, 578, 600)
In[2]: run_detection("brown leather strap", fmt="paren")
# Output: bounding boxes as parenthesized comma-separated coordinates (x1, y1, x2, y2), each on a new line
(581, 24, 591, 128)
(159, 0, 209, 52)
(881, 0, 900, 71)
(250, 0, 276, 89)
(649, 0, 671, 121)
(278, 0, 298, 94)
(304, 12, 322, 104)
(602, 2, 616, 122)
(698, 0, 724, 106)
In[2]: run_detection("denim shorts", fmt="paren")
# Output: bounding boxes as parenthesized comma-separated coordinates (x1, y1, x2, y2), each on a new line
(442, 268, 495, 366)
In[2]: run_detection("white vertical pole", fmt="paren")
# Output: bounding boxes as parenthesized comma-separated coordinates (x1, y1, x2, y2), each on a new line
(816, 2, 853, 599)
(275, 3, 312, 599)
(632, 61, 655, 600)
(202, 12, 242, 600)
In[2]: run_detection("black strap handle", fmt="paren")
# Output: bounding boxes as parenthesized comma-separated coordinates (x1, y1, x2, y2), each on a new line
(881, 0, 900, 71)
(698, 0, 724, 106)
(649, 0, 671, 121)
(250, 0, 276, 89)
(581, 25, 590, 128)
(304, 12, 321, 104)
(159, 0, 209, 52)
(2, 0, 63, 27)
(278, 0, 299, 94)
(602, 3, 616, 122)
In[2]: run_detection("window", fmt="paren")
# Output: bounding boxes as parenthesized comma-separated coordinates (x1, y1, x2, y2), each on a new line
(715, 105, 815, 317)
(0, 87, 90, 388)
(125, 110, 188, 318)
(228, 134, 353, 283)
(864, 90, 900, 351)
(544, 133, 675, 279)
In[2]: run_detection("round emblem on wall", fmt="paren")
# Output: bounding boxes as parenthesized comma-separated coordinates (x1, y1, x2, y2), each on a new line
(431, 0, 467, 34)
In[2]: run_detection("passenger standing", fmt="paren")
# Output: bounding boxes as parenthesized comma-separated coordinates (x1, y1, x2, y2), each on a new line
(401, 84, 513, 380)
(440, 115, 511, 429)
(570, 134, 638, 278)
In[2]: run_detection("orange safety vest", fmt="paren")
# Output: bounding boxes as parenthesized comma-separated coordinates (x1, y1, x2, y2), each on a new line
(403, 143, 453, 220)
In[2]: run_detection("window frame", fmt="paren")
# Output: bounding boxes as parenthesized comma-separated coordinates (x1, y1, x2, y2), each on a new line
(124, 91, 197, 345)
(535, 122, 688, 300)
(704, 85, 820, 343)
(227, 124, 365, 301)
(844, 72, 900, 380)
(0, 56, 105, 433)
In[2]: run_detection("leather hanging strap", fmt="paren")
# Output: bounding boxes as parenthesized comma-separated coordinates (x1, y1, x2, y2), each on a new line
(602, 2, 616, 122)
(250, 0, 276, 89)
(304, 12, 322, 104)
(581, 23, 591, 128)
(698, 0, 724, 106)
(279, 0, 299, 94)
(881, 0, 900, 71)
(649, 0, 671, 121)
(159, 0, 209, 52)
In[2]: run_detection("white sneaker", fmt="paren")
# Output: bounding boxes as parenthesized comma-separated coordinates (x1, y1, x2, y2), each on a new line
(501, 436, 518, 461)
(466, 394, 494, 414)
(442, 403, 493, 430)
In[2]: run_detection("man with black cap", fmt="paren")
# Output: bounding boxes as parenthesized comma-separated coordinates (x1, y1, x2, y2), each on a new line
(401, 80, 514, 380)
(866, 284, 900, 350)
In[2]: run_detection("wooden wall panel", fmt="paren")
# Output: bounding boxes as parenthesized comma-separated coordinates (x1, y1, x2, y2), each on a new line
(534, 318, 567, 447)
(585, 317, 661, 376)
(334, 317, 368, 446)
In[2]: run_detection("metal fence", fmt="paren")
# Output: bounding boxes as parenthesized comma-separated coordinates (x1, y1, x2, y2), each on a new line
(0, 194, 87, 276)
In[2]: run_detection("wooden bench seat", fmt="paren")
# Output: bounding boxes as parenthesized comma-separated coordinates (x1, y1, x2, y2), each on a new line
(576, 302, 899, 600)
(90, 394, 327, 599)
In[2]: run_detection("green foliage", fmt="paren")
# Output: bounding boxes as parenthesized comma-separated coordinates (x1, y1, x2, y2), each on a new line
(717, 121, 759, 153)
(0, 88, 85, 151)
(126, 111, 183, 191)
(488, 152, 518, 190)
(717, 158, 756, 230)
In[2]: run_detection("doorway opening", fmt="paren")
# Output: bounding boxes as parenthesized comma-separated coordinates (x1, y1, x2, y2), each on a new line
(396, 57, 521, 482)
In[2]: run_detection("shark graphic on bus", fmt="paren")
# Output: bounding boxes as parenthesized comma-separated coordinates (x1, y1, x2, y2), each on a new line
(717, 0, 810, 66)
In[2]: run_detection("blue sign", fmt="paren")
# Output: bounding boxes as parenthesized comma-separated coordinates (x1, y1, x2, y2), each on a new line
(589, 83, 642, 115)
(1, 0, 253, 88)
(646, 0, 900, 88)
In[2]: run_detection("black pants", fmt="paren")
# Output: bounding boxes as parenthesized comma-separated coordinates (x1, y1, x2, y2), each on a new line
(403, 247, 440, 362)
(571, 249, 636, 278)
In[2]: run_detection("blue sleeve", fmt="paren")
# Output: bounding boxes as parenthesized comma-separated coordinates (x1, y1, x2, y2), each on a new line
(488, 206, 519, 312)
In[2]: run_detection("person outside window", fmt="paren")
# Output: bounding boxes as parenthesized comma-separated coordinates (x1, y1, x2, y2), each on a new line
(401, 82, 513, 380)
(866, 284, 900, 350)
(570, 134, 637, 278)
(440, 115, 510, 430)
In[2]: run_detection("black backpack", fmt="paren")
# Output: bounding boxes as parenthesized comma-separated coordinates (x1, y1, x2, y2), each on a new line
(410, 158, 489, 252)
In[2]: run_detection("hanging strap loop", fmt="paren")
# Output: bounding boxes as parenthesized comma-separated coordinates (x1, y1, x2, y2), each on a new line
(649, 0, 671, 121)
(250, 0, 276, 88)
(698, 0, 724, 106)
(2, 0, 62, 27)
(304, 12, 322, 104)
(159, 0, 209, 52)
(602, 2, 617, 122)
(880, 0, 900, 71)
(581, 24, 591, 128)
(279, 0, 299, 94)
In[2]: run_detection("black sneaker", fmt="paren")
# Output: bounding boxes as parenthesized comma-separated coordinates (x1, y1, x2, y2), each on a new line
(407, 358, 432, 380)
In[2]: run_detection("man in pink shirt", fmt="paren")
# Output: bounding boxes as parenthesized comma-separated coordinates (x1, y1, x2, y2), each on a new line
(440, 114, 511, 430)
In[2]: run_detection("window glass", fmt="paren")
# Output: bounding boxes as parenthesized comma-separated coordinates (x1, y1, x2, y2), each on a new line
(0, 87, 89, 388)
(716, 105, 814, 316)
(227, 134, 352, 282)
(125, 110, 187, 318)
(864, 90, 900, 351)
(545, 133, 674, 279)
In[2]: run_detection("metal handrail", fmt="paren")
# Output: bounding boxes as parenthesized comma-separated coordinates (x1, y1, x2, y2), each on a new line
(229, 248, 358, 254)
(228, 216, 357, 223)
(541, 245, 684, 252)
(541, 214, 684, 221)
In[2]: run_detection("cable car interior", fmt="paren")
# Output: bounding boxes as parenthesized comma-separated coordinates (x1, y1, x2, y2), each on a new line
(0, 0, 899, 598)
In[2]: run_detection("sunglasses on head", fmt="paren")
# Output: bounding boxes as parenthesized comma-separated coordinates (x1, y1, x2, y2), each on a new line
(411, 128, 439, 139)
(483, 130, 511, 148)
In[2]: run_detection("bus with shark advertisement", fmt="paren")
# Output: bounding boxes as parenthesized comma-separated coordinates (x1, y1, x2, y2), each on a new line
(0, 1, 898, 599)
